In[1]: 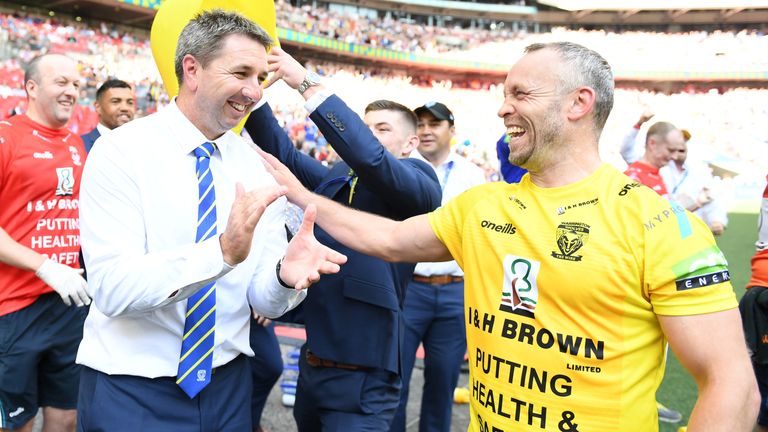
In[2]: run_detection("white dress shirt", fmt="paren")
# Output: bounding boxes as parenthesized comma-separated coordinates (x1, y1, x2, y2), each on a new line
(77, 100, 304, 377)
(660, 160, 729, 227)
(411, 151, 486, 276)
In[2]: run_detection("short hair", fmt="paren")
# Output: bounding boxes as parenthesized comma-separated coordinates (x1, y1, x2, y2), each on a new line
(646, 121, 678, 146)
(364, 100, 417, 134)
(96, 79, 132, 101)
(525, 42, 614, 134)
(174, 9, 274, 85)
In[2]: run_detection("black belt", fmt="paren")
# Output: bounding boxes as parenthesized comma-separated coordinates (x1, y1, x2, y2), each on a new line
(413, 274, 463, 284)
(305, 350, 370, 371)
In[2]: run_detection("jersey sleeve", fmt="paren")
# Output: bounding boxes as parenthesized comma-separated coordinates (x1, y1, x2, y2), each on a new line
(642, 194, 737, 316)
(428, 186, 486, 269)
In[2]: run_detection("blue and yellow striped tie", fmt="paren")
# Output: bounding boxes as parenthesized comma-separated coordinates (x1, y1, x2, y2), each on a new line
(177, 142, 218, 398)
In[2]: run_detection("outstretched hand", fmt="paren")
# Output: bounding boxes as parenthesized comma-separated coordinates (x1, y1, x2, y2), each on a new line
(279, 204, 347, 290)
(256, 148, 311, 208)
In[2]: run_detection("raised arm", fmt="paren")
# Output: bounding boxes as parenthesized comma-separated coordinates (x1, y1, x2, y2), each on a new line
(309, 96, 441, 216)
(244, 102, 328, 190)
(259, 148, 451, 263)
(659, 310, 759, 431)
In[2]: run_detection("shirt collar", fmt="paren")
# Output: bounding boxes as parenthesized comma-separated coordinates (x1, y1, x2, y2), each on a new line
(412, 149, 458, 169)
(96, 123, 111, 136)
(165, 97, 237, 160)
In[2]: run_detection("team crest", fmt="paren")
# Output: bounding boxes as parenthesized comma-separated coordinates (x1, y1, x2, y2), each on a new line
(55, 167, 75, 196)
(499, 255, 540, 318)
(551, 222, 590, 262)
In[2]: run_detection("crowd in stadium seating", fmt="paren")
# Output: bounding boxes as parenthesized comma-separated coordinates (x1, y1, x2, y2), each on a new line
(1, 7, 766, 184)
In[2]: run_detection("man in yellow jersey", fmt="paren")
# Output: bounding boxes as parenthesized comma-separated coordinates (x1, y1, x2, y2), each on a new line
(259, 41, 759, 431)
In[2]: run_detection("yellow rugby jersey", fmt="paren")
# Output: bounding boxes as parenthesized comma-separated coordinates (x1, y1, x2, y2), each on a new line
(429, 163, 736, 432)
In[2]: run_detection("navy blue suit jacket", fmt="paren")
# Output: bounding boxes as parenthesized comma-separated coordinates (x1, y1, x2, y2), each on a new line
(245, 95, 441, 373)
(81, 128, 101, 153)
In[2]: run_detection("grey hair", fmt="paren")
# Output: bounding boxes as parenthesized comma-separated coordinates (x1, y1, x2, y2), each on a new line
(525, 42, 614, 134)
(174, 9, 274, 85)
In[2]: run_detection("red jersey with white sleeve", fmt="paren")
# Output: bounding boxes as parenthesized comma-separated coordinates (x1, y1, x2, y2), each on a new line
(0, 115, 86, 315)
(748, 176, 768, 289)
(624, 161, 669, 197)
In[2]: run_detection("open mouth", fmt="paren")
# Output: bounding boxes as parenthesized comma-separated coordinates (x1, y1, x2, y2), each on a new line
(507, 125, 525, 139)
(229, 101, 248, 112)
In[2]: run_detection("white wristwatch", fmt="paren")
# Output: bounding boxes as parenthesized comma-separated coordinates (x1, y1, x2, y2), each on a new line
(298, 71, 321, 95)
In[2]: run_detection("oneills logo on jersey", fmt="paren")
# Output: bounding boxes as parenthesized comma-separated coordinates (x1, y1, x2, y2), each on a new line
(551, 222, 590, 261)
(55, 167, 75, 196)
(618, 182, 641, 196)
(499, 255, 540, 318)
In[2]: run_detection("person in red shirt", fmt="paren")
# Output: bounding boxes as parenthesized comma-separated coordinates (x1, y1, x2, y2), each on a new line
(0, 53, 89, 432)
(624, 121, 685, 198)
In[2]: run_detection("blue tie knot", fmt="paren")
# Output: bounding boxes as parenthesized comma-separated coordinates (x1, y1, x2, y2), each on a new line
(194, 142, 217, 159)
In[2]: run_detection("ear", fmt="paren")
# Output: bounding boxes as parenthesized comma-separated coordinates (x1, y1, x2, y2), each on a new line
(566, 87, 595, 122)
(401, 134, 420, 156)
(449, 124, 456, 136)
(181, 54, 200, 92)
(25, 80, 37, 100)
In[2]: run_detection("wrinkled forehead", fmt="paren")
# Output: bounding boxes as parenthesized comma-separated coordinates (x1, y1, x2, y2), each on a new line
(505, 49, 564, 90)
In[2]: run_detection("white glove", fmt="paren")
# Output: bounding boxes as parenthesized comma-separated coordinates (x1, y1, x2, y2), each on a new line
(35, 259, 91, 307)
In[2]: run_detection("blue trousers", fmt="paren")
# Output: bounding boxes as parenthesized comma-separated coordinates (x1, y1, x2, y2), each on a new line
(248, 320, 283, 428)
(77, 355, 251, 432)
(390, 280, 466, 432)
(293, 344, 401, 431)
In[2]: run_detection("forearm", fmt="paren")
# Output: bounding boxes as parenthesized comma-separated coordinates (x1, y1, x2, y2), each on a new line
(687, 377, 759, 431)
(246, 206, 305, 318)
(85, 235, 232, 316)
(0, 227, 45, 272)
(293, 188, 448, 263)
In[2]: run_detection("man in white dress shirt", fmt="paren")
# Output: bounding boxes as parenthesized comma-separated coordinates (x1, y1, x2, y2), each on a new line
(390, 102, 486, 432)
(76, 10, 346, 431)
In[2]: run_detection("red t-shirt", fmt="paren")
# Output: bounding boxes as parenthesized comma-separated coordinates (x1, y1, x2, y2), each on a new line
(624, 161, 669, 197)
(0, 115, 86, 315)
(748, 177, 768, 289)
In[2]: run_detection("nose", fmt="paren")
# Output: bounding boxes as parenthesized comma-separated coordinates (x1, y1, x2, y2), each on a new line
(64, 82, 79, 98)
(497, 98, 515, 119)
(242, 78, 263, 103)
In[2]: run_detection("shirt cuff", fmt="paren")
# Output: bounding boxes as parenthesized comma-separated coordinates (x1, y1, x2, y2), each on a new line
(304, 88, 334, 114)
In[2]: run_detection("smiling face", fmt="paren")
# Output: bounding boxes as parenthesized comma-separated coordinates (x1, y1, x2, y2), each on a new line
(25, 54, 80, 129)
(416, 111, 454, 163)
(180, 34, 268, 140)
(364, 109, 416, 158)
(497, 49, 570, 170)
(96, 87, 135, 129)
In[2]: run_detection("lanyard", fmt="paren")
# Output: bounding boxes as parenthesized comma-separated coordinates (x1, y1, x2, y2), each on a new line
(671, 169, 689, 195)
(314, 169, 358, 205)
(440, 161, 455, 192)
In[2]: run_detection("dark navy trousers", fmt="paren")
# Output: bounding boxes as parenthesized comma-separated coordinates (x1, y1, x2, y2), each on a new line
(390, 279, 466, 432)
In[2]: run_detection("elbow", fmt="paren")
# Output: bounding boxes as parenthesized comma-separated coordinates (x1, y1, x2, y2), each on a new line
(92, 295, 127, 318)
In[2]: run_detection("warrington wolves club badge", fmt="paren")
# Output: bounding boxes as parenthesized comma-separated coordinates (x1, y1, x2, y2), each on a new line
(551, 222, 590, 261)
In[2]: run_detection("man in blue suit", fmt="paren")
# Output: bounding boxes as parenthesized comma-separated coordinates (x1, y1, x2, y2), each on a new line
(245, 47, 441, 431)
(80, 79, 135, 153)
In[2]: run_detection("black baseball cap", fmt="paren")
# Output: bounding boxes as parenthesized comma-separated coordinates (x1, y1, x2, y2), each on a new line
(415, 101, 454, 125)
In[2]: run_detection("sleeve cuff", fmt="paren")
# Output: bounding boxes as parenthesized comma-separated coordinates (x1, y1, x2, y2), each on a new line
(304, 88, 334, 114)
